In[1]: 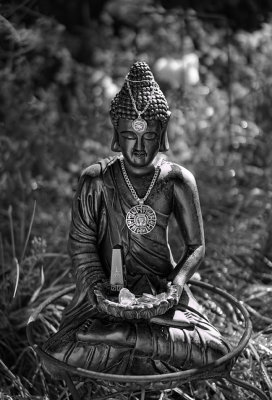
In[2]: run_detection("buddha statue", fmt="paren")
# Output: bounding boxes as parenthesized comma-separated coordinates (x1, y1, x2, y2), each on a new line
(43, 61, 231, 377)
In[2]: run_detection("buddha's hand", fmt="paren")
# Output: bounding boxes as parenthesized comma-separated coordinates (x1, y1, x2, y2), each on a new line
(87, 289, 98, 306)
(88, 282, 107, 306)
(167, 282, 183, 306)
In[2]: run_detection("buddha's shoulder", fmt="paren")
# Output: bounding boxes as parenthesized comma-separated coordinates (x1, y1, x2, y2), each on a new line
(81, 163, 102, 180)
(160, 160, 196, 187)
(80, 156, 117, 181)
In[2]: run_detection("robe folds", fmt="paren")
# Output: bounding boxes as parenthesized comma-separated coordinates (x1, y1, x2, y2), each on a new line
(43, 156, 231, 376)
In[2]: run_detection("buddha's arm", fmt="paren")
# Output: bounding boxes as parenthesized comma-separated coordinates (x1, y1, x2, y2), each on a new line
(68, 170, 107, 303)
(168, 167, 205, 291)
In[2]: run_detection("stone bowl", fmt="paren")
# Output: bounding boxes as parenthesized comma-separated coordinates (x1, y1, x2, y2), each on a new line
(94, 284, 180, 320)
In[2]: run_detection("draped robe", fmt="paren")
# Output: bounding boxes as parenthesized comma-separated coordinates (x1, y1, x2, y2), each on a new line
(43, 156, 231, 376)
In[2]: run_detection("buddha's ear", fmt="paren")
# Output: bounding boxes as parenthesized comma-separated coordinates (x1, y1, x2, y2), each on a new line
(111, 128, 121, 152)
(159, 111, 171, 152)
(110, 115, 121, 152)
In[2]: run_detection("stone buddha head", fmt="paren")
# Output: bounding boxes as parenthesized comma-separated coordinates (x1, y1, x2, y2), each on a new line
(109, 61, 171, 170)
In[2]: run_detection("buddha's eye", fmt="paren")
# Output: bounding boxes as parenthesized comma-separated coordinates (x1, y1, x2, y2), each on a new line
(144, 132, 157, 140)
(121, 132, 136, 140)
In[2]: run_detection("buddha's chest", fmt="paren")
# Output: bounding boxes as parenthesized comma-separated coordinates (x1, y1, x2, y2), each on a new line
(118, 174, 173, 216)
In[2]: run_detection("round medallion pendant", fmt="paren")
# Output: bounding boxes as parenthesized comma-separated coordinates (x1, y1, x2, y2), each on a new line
(132, 117, 147, 133)
(126, 204, 156, 235)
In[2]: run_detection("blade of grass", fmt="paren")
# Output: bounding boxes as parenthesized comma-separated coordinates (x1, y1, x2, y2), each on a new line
(245, 303, 272, 324)
(12, 256, 20, 299)
(38, 362, 50, 398)
(8, 205, 16, 259)
(0, 233, 6, 305)
(8, 206, 21, 299)
(20, 200, 36, 262)
(49, 266, 69, 287)
(0, 358, 31, 398)
(0, 232, 5, 271)
(35, 253, 69, 258)
(29, 263, 45, 304)
(249, 342, 272, 393)
(39, 314, 57, 334)
(0, 339, 17, 359)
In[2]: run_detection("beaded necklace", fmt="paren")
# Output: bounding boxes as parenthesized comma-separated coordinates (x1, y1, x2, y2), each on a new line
(119, 157, 160, 235)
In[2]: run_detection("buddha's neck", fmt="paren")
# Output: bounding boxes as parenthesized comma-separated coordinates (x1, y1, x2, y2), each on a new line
(126, 165, 155, 180)
(126, 171, 155, 199)
(122, 158, 158, 177)
(124, 164, 155, 178)
(119, 160, 156, 197)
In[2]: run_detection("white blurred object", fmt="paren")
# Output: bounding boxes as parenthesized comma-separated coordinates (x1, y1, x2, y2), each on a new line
(154, 54, 200, 89)
(102, 76, 119, 99)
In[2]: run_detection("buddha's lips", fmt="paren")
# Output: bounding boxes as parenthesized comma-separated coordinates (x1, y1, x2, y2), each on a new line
(133, 150, 146, 158)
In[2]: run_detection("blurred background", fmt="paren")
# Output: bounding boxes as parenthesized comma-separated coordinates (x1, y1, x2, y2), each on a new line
(0, 0, 272, 399)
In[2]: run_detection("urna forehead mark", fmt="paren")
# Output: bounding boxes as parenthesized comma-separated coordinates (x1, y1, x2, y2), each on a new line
(118, 119, 161, 132)
(132, 118, 147, 133)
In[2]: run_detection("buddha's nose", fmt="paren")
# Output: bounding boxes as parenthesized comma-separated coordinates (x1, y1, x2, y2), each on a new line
(134, 137, 144, 151)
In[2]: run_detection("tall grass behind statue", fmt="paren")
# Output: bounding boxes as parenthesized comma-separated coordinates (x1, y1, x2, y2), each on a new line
(0, 17, 112, 398)
(0, 202, 73, 398)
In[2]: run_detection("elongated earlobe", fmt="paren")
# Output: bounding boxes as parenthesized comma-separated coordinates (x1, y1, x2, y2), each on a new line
(159, 130, 169, 152)
(110, 114, 121, 152)
(159, 111, 171, 152)
(111, 128, 121, 152)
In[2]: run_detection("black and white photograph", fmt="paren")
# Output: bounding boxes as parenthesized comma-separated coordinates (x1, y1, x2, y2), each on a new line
(0, 1, 272, 399)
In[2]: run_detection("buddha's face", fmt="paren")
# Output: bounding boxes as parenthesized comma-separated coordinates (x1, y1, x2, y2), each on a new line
(117, 119, 162, 169)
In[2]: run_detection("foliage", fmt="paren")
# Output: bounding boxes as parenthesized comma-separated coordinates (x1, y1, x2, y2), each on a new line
(160, 0, 272, 31)
(2, 0, 272, 35)
(0, 16, 116, 254)
(1, 2, 272, 399)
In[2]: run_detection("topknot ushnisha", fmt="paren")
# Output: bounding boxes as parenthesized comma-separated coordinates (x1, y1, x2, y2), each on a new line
(110, 61, 169, 128)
